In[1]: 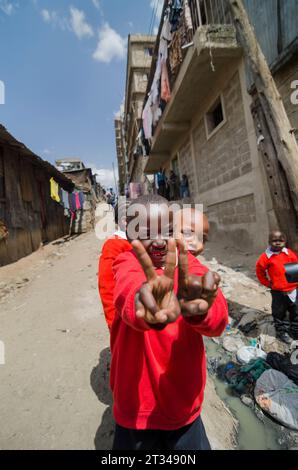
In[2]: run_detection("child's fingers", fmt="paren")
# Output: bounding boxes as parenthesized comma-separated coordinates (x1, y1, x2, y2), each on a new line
(201, 272, 220, 300)
(177, 239, 189, 289)
(139, 283, 159, 316)
(132, 240, 157, 282)
(180, 299, 209, 316)
(186, 275, 203, 300)
(135, 293, 145, 319)
(164, 238, 177, 280)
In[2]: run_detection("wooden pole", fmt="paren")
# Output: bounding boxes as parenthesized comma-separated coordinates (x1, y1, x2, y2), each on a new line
(228, 0, 298, 240)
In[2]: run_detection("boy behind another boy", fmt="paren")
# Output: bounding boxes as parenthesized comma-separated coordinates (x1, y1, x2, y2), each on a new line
(110, 195, 228, 450)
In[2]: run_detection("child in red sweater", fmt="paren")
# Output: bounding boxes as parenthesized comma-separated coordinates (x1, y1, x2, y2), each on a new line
(256, 230, 298, 344)
(176, 206, 210, 257)
(98, 200, 131, 331)
(111, 195, 228, 450)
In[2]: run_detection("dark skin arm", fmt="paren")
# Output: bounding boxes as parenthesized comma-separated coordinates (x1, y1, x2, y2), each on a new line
(132, 239, 181, 326)
(177, 239, 220, 317)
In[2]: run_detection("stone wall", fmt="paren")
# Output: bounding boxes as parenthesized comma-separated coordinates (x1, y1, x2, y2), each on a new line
(192, 71, 252, 195)
(207, 194, 257, 246)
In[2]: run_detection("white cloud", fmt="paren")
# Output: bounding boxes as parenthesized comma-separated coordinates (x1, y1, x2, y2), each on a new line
(41, 9, 51, 23)
(69, 7, 94, 40)
(41, 9, 69, 31)
(41, 7, 93, 39)
(93, 23, 126, 63)
(0, 0, 17, 15)
(87, 164, 116, 189)
(91, 0, 100, 10)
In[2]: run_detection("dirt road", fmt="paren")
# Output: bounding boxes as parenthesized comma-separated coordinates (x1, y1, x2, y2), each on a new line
(0, 230, 237, 450)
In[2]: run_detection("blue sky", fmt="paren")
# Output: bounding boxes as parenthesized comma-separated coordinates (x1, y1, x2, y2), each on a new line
(0, 0, 162, 188)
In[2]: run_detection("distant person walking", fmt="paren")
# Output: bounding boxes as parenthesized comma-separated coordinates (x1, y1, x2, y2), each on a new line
(180, 174, 190, 199)
(156, 168, 166, 198)
(169, 170, 179, 201)
(107, 188, 116, 209)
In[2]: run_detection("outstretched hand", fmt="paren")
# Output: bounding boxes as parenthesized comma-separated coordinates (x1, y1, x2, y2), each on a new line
(177, 240, 221, 317)
(132, 239, 221, 327)
(132, 239, 181, 326)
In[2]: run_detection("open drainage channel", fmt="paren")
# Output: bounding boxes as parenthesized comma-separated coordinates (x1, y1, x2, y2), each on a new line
(205, 338, 294, 450)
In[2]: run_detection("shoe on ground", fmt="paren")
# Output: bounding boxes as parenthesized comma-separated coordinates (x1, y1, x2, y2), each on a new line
(277, 332, 292, 345)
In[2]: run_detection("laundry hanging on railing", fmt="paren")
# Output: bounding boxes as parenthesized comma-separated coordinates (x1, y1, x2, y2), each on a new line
(61, 190, 70, 210)
(50, 177, 60, 203)
(141, 0, 195, 144)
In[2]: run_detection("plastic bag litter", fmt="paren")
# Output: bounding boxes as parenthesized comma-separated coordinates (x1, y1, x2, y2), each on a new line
(223, 336, 245, 353)
(255, 369, 298, 431)
(236, 345, 267, 364)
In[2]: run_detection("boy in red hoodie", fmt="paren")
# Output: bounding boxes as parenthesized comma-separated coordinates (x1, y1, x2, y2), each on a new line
(176, 206, 210, 257)
(256, 230, 298, 344)
(98, 199, 131, 331)
(111, 195, 228, 450)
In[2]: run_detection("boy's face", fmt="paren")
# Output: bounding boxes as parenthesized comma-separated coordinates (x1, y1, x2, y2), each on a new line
(134, 204, 173, 269)
(177, 209, 209, 257)
(269, 231, 286, 252)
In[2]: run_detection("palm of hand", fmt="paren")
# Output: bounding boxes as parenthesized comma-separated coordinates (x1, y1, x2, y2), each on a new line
(132, 239, 220, 326)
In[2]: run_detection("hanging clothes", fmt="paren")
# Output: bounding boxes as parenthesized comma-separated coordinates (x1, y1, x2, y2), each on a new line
(161, 61, 171, 103)
(75, 192, 81, 211)
(161, 16, 172, 42)
(79, 192, 85, 208)
(69, 192, 76, 212)
(50, 178, 60, 203)
(142, 96, 154, 139)
(62, 190, 70, 210)
(169, 0, 183, 32)
(169, 29, 184, 75)
(58, 187, 63, 206)
(183, 0, 194, 43)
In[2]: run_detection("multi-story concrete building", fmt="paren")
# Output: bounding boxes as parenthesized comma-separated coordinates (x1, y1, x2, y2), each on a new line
(123, 34, 156, 186)
(114, 105, 127, 195)
(143, 0, 298, 251)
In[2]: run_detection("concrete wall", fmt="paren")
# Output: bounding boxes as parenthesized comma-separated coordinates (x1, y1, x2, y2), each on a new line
(275, 55, 298, 142)
(171, 62, 273, 252)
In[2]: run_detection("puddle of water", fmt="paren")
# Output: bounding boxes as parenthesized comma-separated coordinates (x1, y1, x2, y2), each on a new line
(205, 339, 284, 450)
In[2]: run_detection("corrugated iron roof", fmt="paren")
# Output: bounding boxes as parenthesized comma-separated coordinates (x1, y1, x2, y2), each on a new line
(0, 124, 74, 192)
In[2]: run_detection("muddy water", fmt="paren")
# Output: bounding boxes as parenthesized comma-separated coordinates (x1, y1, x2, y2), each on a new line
(205, 339, 284, 450)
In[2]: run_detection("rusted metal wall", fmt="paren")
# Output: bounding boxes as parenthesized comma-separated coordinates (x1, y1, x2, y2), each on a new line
(0, 145, 70, 267)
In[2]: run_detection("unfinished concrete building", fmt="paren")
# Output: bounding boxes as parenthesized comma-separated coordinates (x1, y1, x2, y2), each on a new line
(123, 34, 156, 185)
(142, 0, 298, 251)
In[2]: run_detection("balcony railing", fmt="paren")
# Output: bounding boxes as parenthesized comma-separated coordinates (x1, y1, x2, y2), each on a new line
(142, 0, 235, 146)
(189, 0, 232, 33)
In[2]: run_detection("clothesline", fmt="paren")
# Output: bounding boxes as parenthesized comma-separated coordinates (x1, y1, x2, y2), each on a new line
(49, 177, 85, 215)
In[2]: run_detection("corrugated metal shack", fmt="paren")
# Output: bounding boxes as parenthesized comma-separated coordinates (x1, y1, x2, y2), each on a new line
(63, 168, 97, 234)
(0, 125, 74, 266)
(56, 159, 100, 234)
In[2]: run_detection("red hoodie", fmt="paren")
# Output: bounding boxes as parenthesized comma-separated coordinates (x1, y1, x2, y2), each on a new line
(110, 250, 228, 431)
(256, 249, 298, 292)
(98, 235, 131, 330)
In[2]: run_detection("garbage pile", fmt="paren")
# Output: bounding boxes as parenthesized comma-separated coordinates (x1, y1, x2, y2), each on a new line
(207, 319, 298, 432)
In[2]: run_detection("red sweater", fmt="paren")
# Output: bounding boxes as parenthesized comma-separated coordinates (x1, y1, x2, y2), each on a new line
(98, 236, 131, 330)
(110, 251, 228, 431)
(256, 249, 298, 292)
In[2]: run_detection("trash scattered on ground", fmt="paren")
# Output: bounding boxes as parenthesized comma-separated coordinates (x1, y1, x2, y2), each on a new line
(236, 345, 267, 364)
(255, 370, 298, 431)
(223, 336, 245, 353)
(266, 351, 298, 386)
